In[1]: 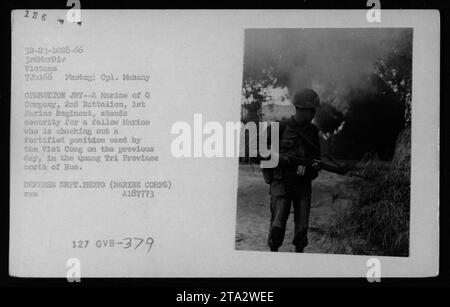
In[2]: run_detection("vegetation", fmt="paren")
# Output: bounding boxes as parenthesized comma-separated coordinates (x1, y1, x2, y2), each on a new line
(327, 154, 410, 256)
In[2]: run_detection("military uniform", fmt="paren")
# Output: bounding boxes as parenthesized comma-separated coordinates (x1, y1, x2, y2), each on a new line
(262, 88, 321, 252)
(267, 117, 320, 251)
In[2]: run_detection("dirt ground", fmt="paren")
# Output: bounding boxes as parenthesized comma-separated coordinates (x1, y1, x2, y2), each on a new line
(235, 164, 353, 254)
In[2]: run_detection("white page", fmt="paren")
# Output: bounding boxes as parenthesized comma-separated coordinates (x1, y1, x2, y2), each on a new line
(10, 10, 439, 277)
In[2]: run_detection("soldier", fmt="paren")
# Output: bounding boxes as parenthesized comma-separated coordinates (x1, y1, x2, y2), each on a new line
(263, 88, 321, 253)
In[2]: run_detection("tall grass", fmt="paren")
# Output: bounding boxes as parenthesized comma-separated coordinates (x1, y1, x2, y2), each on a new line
(328, 155, 410, 256)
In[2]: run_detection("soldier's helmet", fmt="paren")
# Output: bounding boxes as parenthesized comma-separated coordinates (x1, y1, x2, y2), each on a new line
(292, 88, 320, 109)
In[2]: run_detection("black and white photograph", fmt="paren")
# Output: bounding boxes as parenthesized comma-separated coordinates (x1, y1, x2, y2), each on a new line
(236, 28, 413, 256)
(4, 5, 442, 286)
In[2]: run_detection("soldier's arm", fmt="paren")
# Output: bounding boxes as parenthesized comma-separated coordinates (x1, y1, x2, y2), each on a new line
(271, 120, 296, 167)
(309, 124, 321, 171)
(260, 120, 293, 168)
(258, 123, 271, 160)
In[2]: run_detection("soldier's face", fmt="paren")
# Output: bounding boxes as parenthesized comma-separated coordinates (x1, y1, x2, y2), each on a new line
(295, 108, 316, 123)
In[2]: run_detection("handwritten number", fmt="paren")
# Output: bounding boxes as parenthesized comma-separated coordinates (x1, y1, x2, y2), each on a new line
(123, 237, 132, 249)
(23, 10, 46, 22)
(72, 237, 153, 252)
(134, 238, 144, 250)
(146, 237, 154, 253)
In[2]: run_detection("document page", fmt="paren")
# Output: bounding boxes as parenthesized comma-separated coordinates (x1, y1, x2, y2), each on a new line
(10, 10, 439, 278)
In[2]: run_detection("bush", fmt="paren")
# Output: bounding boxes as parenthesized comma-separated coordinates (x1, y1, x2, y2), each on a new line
(329, 156, 410, 256)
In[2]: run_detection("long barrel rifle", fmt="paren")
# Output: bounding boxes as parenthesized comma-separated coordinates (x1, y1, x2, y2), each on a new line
(294, 157, 374, 181)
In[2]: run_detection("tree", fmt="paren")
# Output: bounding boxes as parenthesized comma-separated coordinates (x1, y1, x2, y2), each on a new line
(241, 68, 277, 163)
(374, 33, 412, 126)
(241, 67, 277, 123)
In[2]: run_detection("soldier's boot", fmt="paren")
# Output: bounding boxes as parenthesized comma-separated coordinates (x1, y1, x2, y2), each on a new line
(292, 229, 308, 253)
(268, 226, 284, 252)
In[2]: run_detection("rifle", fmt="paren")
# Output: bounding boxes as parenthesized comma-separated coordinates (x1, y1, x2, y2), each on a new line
(259, 121, 373, 182)
(261, 155, 373, 183)
(293, 157, 373, 181)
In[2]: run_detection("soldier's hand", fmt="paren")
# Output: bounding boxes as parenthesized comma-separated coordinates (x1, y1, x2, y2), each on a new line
(296, 165, 306, 176)
(311, 162, 321, 171)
